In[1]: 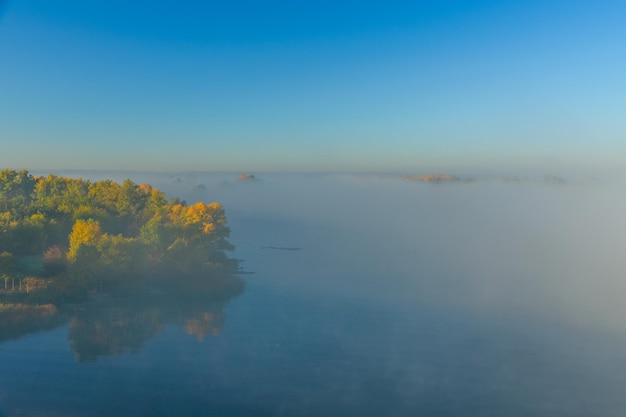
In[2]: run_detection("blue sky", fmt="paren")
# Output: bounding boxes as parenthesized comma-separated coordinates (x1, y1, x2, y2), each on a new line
(0, 0, 625, 173)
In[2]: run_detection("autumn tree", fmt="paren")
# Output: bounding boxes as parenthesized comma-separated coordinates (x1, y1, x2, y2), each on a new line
(0, 169, 239, 296)
(67, 219, 102, 262)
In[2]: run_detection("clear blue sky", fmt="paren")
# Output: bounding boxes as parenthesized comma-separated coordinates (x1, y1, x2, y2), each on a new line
(1, 0, 625, 173)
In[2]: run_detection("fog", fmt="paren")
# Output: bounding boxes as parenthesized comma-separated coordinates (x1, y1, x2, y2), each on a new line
(44, 170, 626, 333)
(4, 169, 624, 415)
(214, 174, 626, 332)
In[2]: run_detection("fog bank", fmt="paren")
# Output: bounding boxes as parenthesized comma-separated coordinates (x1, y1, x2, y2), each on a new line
(40, 171, 626, 333)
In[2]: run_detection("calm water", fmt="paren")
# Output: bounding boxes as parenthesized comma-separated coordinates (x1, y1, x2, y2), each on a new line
(3, 172, 626, 416)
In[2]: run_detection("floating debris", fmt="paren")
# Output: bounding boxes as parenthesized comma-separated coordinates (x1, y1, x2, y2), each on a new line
(261, 246, 302, 251)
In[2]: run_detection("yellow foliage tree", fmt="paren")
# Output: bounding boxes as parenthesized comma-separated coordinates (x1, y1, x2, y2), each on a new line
(67, 219, 102, 262)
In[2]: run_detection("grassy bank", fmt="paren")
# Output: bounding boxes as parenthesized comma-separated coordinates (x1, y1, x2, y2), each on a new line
(0, 303, 64, 341)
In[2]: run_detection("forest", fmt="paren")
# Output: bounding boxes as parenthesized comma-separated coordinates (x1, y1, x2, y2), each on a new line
(0, 169, 243, 339)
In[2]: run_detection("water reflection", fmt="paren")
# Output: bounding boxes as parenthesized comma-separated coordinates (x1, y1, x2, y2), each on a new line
(0, 303, 65, 342)
(68, 291, 237, 362)
(0, 276, 244, 362)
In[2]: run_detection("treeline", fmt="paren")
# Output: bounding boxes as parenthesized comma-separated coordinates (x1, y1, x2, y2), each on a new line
(0, 169, 238, 298)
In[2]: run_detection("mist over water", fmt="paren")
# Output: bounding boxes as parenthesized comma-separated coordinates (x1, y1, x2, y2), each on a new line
(95, 171, 626, 332)
(10, 170, 626, 416)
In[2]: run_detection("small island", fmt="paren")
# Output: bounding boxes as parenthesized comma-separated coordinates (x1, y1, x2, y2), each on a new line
(237, 173, 258, 181)
(0, 169, 243, 342)
(399, 174, 461, 182)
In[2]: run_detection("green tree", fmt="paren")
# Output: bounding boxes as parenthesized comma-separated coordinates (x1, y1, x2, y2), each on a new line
(0, 251, 15, 290)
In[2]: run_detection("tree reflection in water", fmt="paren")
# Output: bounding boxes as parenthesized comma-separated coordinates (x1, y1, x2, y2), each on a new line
(68, 279, 243, 362)
(0, 275, 244, 362)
